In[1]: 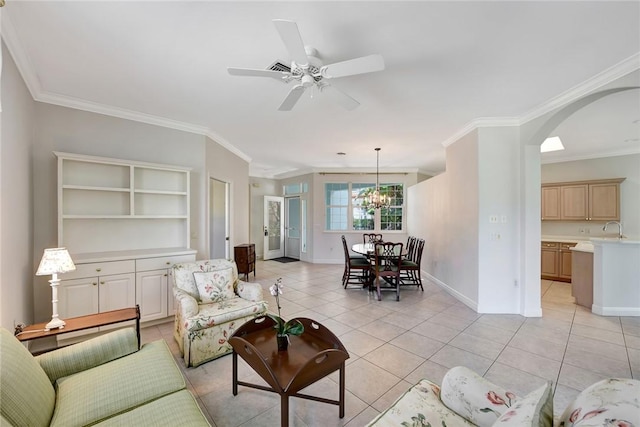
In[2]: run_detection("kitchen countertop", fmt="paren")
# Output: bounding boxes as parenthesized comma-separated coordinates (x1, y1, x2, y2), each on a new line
(541, 235, 588, 244)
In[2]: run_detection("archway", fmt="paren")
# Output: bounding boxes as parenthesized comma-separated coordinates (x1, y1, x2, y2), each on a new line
(519, 85, 639, 317)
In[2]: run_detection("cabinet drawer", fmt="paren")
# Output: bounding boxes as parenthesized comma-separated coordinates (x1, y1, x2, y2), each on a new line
(541, 242, 559, 249)
(63, 260, 135, 280)
(136, 254, 196, 272)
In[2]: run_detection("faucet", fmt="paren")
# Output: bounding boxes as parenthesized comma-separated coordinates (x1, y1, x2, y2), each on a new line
(602, 221, 623, 239)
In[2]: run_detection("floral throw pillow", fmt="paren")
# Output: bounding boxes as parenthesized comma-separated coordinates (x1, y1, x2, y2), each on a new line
(491, 381, 553, 427)
(441, 366, 517, 427)
(557, 378, 640, 427)
(193, 268, 234, 303)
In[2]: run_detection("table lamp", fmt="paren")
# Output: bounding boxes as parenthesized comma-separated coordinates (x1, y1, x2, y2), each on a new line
(36, 247, 76, 330)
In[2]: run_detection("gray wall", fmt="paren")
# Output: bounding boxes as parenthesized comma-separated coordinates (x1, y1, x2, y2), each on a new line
(205, 135, 251, 246)
(0, 44, 251, 326)
(31, 104, 208, 323)
(1, 42, 35, 329)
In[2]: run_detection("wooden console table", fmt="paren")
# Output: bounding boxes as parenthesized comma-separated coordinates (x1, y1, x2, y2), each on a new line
(229, 316, 349, 427)
(16, 306, 141, 349)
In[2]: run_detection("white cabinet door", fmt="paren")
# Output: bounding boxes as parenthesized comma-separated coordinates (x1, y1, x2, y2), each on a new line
(99, 273, 136, 312)
(99, 273, 136, 332)
(136, 270, 168, 322)
(59, 277, 100, 319)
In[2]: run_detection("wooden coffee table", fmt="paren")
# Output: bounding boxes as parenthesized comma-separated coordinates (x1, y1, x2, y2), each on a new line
(229, 316, 349, 427)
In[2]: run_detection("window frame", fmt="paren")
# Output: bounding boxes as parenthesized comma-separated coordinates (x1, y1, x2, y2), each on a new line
(324, 181, 405, 233)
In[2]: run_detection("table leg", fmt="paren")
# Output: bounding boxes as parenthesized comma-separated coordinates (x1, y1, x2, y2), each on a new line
(281, 395, 289, 427)
(232, 351, 238, 396)
(339, 362, 345, 418)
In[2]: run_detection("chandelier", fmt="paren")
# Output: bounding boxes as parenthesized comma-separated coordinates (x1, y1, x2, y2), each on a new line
(367, 148, 391, 209)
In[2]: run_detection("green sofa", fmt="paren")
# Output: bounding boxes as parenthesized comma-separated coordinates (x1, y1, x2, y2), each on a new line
(0, 327, 211, 427)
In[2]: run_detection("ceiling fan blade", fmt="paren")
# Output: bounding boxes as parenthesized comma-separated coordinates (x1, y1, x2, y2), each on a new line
(227, 67, 288, 81)
(321, 54, 385, 79)
(320, 85, 360, 110)
(278, 85, 306, 111)
(273, 19, 309, 66)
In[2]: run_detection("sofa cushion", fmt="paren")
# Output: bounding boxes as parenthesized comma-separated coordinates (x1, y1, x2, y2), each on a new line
(557, 378, 640, 427)
(36, 327, 138, 383)
(491, 382, 553, 427)
(0, 328, 56, 427)
(184, 298, 268, 332)
(441, 366, 516, 427)
(366, 378, 475, 427)
(93, 390, 210, 426)
(193, 268, 234, 303)
(50, 339, 185, 427)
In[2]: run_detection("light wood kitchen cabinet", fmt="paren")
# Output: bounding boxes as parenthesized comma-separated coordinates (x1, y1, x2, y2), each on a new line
(541, 241, 575, 282)
(542, 178, 624, 222)
(541, 186, 561, 221)
(541, 242, 560, 278)
(558, 243, 574, 280)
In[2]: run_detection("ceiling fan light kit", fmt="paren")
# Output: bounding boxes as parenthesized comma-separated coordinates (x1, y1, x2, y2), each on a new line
(227, 19, 385, 111)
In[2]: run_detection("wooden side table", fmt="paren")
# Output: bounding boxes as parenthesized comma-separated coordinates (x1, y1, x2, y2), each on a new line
(234, 243, 256, 280)
(229, 316, 349, 427)
(15, 305, 141, 350)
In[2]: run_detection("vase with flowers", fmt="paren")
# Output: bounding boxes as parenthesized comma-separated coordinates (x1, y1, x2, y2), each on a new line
(267, 278, 304, 351)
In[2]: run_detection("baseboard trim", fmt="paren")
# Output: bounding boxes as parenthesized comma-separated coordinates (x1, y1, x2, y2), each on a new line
(424, 272, 479, 312)
(592, 304, 640, 317)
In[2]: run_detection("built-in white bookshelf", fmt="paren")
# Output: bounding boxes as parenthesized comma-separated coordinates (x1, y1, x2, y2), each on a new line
(55, 152, 191, 254)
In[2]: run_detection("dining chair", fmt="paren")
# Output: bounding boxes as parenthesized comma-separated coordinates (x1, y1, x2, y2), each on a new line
(370, 241, 403, 301)
(405, 236, 417, 260)
(363, 233, 383, 244)
(400, 238, 424, 290)
(341, 235, 370, 288)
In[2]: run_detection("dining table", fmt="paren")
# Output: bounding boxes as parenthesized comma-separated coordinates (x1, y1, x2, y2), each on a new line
(351, 242, 376, 257)
(351, 242, 406, 300)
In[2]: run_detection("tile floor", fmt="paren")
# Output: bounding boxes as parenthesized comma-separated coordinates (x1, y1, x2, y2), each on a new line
(141, 260, 639, 427)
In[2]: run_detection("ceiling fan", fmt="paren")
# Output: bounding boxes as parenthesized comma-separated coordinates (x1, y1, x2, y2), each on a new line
(227, 19, 385, 111)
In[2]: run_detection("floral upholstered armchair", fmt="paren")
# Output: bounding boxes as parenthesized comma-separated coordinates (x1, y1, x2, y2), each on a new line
(172, 259, 267, 367)
(367, 366, 553, 427)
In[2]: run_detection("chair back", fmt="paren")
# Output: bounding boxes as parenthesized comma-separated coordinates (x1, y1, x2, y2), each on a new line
(405, 236, 417, 260)
(373, 242, 403, 274)
(363, 233, 383, 244)
(341, 235, 350, 262)
(413, 238, 425, 265)
(172, 259, 239, 301)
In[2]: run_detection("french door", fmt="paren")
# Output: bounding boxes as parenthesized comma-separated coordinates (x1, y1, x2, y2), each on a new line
(263, 196, 284, 260)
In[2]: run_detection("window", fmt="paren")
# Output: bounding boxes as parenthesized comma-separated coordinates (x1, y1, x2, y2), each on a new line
(325, 183, 349, 230)
(380, 184, 403, 230)
(352, 183, 375, 230)
(284, 182, 308, 195)
(325, 182, 404, 231)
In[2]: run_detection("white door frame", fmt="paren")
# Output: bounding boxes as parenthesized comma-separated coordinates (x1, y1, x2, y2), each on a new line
(209, 176, 230, 259)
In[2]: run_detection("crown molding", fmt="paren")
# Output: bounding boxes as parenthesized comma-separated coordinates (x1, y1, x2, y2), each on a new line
(541, 147, 640, 165)
(440, 53, 640, 150)
(1, 11, 42, 98)
(2, 9, 253, 164)
(441, 117, 520, 148)
(520, 53, 640, 125)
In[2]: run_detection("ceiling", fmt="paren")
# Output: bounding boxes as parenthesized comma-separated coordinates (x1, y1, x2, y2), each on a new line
(2, 1, 639, 178)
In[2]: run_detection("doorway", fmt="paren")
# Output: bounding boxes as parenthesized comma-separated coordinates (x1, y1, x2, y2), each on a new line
(209, 178, 229, 259)
(285, 196, 301, 259)
(263, 196, 284, 260)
